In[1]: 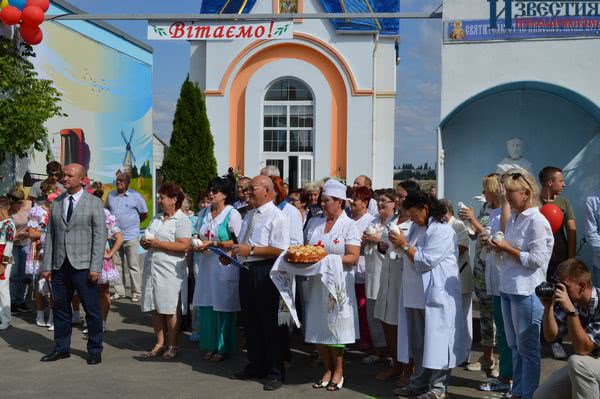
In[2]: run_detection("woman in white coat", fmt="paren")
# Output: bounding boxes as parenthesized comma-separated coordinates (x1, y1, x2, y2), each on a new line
(191, 175, 242, 362)
(392, 190, 467, 399)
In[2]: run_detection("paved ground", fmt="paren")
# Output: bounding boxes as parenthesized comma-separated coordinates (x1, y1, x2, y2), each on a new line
(0, 298, 566, 399)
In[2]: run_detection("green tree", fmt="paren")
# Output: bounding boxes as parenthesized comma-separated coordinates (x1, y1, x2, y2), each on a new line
(161, 76, 217, 200)
(0, 36, 65, 164)
(131, 165, 139, 178)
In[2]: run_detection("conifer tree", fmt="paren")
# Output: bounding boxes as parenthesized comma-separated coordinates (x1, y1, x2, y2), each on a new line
(161, 76, 217, 201)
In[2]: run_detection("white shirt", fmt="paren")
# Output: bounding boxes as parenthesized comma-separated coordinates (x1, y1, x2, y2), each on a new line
(281, 202, 304, 245)
(499, 207, 554, 296)
(584, 191, 600, 266)
(484, 208, 503, 296)
(238, 201, 290, 262)
(63, 188, 84, 217)
(354, 212, 375, 284)
(368, 198, 379, 217)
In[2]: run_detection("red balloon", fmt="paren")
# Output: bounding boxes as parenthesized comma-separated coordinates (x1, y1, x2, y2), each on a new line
(25, 0, 49, 12)
(21, 5, 44, 26)
(0, 6, 22, 25)
(540, 204, 563, 234)
(20, 23, 43, 45)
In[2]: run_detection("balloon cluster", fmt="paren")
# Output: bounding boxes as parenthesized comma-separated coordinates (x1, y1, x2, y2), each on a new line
(0, 0, 49, 45)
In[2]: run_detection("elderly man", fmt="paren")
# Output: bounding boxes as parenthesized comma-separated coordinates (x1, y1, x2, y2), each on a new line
(230, 175, 290, 391)
(260, 165, 280, 177)
(105, 173, 148, 302)
(353, 175, 379, 216)
(40, 164, 106, 364)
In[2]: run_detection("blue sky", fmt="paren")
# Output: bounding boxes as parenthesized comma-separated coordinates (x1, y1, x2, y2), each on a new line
(66, 0, 441, 167)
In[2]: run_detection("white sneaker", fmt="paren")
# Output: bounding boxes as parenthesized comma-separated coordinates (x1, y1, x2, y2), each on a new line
(36, 318, 47, 327)
(47, 324, 54, 331)
(0, 322, 10, 331)
(111, 293, 122, 300)
(131, 293, 140, 303)
(551, 342, 568, 360)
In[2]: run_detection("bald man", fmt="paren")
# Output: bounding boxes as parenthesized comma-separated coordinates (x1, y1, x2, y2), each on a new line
(41, 164, 107, 365)
(353, 175, 379, 216)
(231, 175, 290, 390)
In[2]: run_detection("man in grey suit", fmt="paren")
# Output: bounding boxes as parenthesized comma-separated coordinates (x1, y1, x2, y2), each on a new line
(40, 164, 107, 365)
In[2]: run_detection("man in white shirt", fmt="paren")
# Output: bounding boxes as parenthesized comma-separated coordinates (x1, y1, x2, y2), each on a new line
(353, 175, 379, 216)
(231, 175, 290, 391)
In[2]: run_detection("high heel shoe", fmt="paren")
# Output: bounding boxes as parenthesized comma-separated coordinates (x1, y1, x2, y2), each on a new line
(162, 346, 178, 360)
(312, 380, 330, 389)
(327, 377, 344, 391)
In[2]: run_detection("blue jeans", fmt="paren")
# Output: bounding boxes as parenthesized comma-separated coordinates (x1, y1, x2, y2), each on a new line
(501, 292, 543, 399)
(593, 265, 600, 289)
(10, 244, 29, 305)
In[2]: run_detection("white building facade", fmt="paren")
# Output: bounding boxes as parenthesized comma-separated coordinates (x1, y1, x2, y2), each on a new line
(191, 0, 399, 189)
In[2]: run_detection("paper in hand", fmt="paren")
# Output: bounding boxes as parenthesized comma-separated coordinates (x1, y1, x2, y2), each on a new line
(208, 247, 247, 269)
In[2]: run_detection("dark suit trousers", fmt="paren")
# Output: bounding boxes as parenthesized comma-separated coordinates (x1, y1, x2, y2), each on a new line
(239, 261, 285, 381)
(52, 259, 103, 354)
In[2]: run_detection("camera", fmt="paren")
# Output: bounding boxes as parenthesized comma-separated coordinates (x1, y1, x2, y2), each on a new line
(535, 281, 555, 298)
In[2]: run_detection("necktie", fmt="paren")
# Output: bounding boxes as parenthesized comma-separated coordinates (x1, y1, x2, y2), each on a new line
(67, 196, 74, 223)
(240, 209, 258, 244)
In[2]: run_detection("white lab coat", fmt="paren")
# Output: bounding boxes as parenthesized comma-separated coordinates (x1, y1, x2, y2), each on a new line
(397, 219, 468, 370)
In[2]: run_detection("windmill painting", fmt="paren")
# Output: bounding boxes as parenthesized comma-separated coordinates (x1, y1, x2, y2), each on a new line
(121, 128, 136, 175)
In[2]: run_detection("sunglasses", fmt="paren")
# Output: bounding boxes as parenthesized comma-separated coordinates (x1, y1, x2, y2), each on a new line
(510, 172, 533, 191)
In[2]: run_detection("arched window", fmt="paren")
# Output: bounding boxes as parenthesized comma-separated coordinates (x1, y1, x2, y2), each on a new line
(263, 78, 314, 188)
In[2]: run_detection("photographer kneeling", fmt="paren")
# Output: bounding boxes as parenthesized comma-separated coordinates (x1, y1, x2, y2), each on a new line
(534, 259, 600, 399)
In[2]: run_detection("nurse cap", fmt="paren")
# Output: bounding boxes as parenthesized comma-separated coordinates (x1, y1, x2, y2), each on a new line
(322, 179, 348, 201)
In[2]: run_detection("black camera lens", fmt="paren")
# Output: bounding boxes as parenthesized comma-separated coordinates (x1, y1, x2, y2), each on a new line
(535, 282, 555, 298)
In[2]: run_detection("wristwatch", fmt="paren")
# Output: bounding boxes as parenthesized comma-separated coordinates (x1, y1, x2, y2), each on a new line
(401, 245, 410, 253)
(249, 246, 256, 256)
(567, 308, 579, 317)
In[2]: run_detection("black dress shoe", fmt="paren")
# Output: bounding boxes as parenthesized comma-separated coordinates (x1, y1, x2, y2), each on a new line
(263, 379, 284, 391)
(11, 304, 22, 315)
(16, 303, 30, 313)
(41, 351, 70, 362)
(87, 353, 102, 365)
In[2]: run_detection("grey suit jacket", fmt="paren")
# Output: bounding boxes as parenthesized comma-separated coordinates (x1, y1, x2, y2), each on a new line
(42, 191, 107, 273)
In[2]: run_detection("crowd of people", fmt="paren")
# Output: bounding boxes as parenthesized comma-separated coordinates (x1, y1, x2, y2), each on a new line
(1, 161, 600, 399)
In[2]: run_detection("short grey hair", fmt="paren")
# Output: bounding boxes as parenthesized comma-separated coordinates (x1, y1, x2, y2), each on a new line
(116, 172, 131, 185)
(260, 165, 280, 177)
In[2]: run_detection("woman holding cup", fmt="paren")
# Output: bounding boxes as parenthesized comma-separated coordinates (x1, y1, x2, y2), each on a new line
(140, 182, 192, 360)
(191, 174, 242, 362)
(392, 190, 465, 399)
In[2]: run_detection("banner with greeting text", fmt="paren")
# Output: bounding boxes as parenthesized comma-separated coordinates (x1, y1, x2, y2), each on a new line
(148, 21, 294, 41)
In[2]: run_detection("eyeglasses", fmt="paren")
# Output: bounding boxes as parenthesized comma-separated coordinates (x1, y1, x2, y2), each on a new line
(377, 199, 394, 205)
(510, 172, 533, 191)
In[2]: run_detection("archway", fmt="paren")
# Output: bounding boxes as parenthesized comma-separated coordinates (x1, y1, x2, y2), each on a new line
(227, 40, 349, 177)
(439, 81, 600, 263)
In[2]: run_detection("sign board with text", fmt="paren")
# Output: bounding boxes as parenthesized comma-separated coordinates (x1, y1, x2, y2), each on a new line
(148, 21, 294, 41)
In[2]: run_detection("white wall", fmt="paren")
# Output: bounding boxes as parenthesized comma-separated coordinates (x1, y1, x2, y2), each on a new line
(190, 0, 398, 186)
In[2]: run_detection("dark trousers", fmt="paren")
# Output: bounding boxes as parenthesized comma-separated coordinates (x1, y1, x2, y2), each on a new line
(239, 261, 285, 381)
(52, 259, 103, 355)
